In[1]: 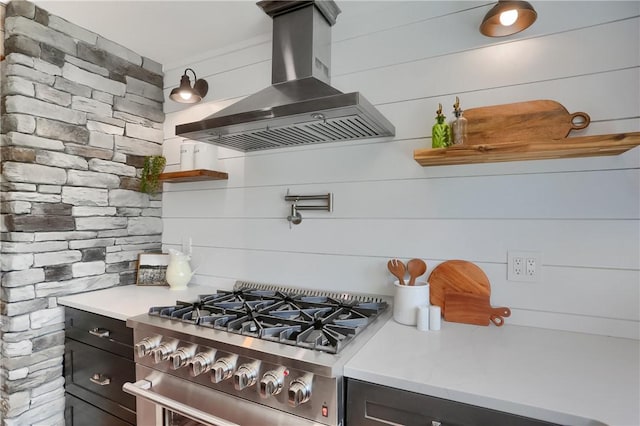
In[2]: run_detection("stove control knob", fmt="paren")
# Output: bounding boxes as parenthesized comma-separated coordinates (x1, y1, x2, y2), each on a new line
(288, 374, 313, 407)
(151, 341, 178, 364)
(134, 336, 161, 358)
(259, 367, 287, 398)
(233, 360, 260, 391)
(169, 345, 196, 370)
(211, 356, 237, 383)
(190, 350, 216, 377)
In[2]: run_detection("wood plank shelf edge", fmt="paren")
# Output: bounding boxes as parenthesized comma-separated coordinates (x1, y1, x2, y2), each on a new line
(158, 169, 229, 183)
(413, 132, 640, 167)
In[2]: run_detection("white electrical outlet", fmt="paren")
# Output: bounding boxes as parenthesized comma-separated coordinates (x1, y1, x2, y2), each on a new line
(513, 256, 523, 276)
(526, 257, 536, 277)
(508, 250, 541, 282)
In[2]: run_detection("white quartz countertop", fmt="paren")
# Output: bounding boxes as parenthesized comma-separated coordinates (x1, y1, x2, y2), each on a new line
(57, 284, 220, 321)
(344, 319, 640, 426)
(58, 285, 639, 425)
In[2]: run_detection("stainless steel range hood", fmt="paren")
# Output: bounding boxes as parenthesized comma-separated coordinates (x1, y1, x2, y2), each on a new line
(175, 0, 395, 152)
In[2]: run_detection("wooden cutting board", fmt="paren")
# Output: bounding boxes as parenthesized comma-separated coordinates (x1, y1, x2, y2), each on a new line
(444, 293, 511, 327)
(464, 100, 590, 144)
(428, 260, 491, 313)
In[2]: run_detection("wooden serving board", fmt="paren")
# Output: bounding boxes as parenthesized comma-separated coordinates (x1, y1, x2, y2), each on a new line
(464, 100, 590, 144)
(444, 293, 511, 327)
(428, 260, 491, 313)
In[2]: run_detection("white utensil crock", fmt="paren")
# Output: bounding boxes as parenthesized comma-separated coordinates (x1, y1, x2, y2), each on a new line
(393, 280, 430, 325)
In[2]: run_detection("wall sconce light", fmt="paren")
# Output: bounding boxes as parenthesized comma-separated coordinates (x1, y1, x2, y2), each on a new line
(169, 68, 209, 104)
(480, 1, 537, 37)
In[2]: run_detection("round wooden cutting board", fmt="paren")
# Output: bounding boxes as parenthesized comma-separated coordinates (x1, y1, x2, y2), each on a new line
(428, 260, 491, 312)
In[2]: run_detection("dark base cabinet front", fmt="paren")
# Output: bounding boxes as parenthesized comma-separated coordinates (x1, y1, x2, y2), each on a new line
(345, 379, 559, 426)
(64, 307, 136, 426)
(65, 393, 132, 426)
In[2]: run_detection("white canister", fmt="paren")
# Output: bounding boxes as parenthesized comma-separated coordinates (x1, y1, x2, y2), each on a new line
(180, 141, 195, 170)
(194, 143, 217, 170)
(393, 281, 430, 325)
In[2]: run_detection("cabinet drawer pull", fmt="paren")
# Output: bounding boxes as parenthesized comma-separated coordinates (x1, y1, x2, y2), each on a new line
(90, 373, 111, 386)
(89, 328, 110, 338)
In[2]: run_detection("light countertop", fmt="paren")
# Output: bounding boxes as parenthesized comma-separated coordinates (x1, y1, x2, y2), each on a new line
(344, 319, 640, 426)
(57, 283, 222, 321)
(58, 285, 639, 425)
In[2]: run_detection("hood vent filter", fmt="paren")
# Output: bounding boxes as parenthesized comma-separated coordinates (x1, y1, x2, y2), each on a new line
(204, 115, 382, 152)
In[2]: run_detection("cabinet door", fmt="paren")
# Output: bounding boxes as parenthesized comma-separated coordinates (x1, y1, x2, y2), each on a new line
(346, 379, 558, 426)
(65, 393, 133, 426)
(65, 339, 136, 424)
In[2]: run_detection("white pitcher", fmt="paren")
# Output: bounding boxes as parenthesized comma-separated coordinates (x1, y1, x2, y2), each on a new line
(166, 249, 194, 290)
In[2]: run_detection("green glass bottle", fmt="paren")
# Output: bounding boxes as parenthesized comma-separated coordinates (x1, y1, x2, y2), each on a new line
(432, 103, 450, 148)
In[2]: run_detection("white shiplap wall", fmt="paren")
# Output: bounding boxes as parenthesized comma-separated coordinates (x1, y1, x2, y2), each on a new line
(161, 1, 640, 339)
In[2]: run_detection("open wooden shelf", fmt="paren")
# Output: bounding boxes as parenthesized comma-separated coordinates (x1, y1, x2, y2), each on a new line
(413, 132, 640, 167)
(158, 169, 228, 183)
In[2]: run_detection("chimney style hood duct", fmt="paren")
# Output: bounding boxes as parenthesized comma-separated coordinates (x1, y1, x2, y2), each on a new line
(175, 0, 395, 152)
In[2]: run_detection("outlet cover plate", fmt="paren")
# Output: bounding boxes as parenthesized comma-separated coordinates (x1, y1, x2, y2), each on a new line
(508, 250, 541, 282)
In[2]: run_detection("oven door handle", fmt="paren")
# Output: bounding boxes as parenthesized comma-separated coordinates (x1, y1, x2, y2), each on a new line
(123, 380, 240, 426)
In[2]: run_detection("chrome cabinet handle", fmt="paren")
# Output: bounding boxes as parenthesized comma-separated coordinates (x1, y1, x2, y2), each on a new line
(89, 328, 110, 338)
(123, 380, 239, 426)
(90, 373, 111, 386)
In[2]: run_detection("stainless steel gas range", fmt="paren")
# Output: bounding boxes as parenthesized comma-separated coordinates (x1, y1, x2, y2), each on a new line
(123, 281, 390, 426)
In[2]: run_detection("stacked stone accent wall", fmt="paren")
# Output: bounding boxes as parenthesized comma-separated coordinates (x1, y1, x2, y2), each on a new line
(0, 3, 5, 61)
(0, 1, 164, 424)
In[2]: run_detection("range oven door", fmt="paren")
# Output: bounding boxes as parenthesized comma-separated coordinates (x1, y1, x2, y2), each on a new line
(124, 365, 324, 426)
(123, 378, 228, 426)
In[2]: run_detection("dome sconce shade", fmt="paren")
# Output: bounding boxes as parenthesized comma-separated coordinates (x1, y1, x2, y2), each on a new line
(480, 1, 537, 37)
(169, 68, 209, 104)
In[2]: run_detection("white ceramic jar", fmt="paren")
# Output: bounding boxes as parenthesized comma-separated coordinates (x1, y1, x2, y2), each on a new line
(392, 281, 430, 325)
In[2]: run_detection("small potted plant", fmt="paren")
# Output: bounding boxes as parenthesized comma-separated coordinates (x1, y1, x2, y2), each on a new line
(140, 155, 166, 194)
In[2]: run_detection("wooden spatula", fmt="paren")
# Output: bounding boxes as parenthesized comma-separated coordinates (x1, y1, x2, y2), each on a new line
(407, 258, 427, 286)
(443, 293, 511, 327)
(387, 259, 406, 285)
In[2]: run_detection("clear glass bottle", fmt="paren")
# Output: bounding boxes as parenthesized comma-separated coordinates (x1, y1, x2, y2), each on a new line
(450, 96, 468, 145)
(431, 103, 450, 148)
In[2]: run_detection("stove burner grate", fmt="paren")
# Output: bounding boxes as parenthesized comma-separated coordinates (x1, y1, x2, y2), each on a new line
(148, 284, 387, 354)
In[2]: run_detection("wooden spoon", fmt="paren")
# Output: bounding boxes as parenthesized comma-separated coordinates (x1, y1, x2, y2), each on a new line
(387, 259, 406, 285)
(407, 258, 427, 286)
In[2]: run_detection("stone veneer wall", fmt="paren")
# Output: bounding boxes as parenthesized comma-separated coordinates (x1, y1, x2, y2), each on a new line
(0, 1, 164, 424)
(0, 3, 5, 61)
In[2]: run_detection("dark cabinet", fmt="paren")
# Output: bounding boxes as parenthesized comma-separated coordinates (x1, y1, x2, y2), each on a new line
(65, 394, 132, 426)
(64, 307, 136, 425)
(346, 379, 558, 426)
